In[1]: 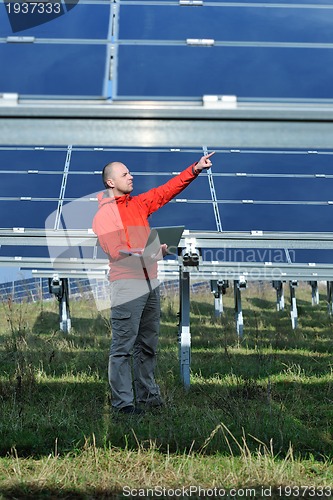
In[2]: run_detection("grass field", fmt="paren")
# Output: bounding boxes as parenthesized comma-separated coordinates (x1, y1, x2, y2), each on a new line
(0, 281, 333, 499)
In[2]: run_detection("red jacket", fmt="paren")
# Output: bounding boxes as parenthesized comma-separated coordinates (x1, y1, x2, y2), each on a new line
(92, 163, 199, 281)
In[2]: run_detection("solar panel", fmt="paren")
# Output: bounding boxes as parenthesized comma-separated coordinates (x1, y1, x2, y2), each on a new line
(69, 149, 205, 172)
(216, 177, 333, 203)
(0, 199, 57, 228)
(1, 3, 110, 38)
(115, 2, 333, 100)
(0, 1, 112, 98)
(0, 173, 62, 197)
(218, 203, 333, 232)
(0, 245, 52, 258)
(0, 44, 109, 97)
(119, 5, 333, 43)
(0, 147, 67, 170)
(207, 150, 333, 174)
(0, 148, 66, 228)
(205, 149, 333, 233)
(116, 45, 333, 100)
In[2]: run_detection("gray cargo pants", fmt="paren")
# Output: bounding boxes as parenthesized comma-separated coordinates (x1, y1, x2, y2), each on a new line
(109, 278, 162, 409)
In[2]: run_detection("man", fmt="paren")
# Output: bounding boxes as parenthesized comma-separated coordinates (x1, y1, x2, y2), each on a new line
(92, 152, 215, 414)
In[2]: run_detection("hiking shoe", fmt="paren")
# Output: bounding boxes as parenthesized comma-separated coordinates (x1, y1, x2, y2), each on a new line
(116, 405, 145, 415)
(138, 398, 164, 409)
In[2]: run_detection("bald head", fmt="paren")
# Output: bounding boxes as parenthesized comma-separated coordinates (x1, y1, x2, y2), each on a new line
(102, 162, 122, 188)
(102, 161, 134, 196)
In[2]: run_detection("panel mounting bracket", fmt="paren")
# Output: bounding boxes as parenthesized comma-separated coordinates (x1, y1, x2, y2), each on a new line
(203, 95, 237, 109)
(0, 93, 18, 106)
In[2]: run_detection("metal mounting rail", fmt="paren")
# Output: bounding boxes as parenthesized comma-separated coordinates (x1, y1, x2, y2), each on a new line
(1, 256, 333, 281)
(2, 100, 333, 148)
(2, 229, 333, 249)
(159, 261, 333, 281)
(0, 256, 108, 270)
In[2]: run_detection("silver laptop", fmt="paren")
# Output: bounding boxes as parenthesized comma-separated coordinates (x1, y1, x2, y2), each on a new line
(153, 226, 185, 255)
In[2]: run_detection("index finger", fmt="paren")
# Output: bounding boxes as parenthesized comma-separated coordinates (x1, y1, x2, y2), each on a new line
(205, 151, 216, 159)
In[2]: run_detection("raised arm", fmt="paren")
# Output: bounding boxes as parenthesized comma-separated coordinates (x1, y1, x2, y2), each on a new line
(138, 152, 215, 216)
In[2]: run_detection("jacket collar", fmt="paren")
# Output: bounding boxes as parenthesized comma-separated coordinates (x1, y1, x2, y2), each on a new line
(97, 190, 131, 207)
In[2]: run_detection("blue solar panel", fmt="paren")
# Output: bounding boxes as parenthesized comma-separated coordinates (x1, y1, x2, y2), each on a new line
(0, 200, 57, 229)
(209, 150, 333, 175)
(117, 45, 333, 100)
(58, 199, 98, 230)
(0, 173, 62, 197)
(0, 149, 65, 228)
(1, 4, 110, 38)
(69, 149, 204, 172)
(116, 1, 333, 100)
(67, 149, 212, 197)
(65, 176, 101, 198)
(0, 148, 67, 171)
(149, 201, 217, 232)
(214, 177, 333, 203)
(218, 203, 333, 232)
(0, 245, 52, 258)
(66, 172, 211, 200)
(209, 149, 333, 232)
(292, 249, 333, 264)
(119, 5, 333, 43)
(0, 44, 108, 97)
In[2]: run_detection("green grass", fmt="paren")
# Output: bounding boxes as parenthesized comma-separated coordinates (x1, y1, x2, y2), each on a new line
(0, 283, 333, 498)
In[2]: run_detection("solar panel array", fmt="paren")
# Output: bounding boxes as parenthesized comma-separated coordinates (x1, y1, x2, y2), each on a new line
(2, 0, 333, 102)
(1, 0, 333, 276)
(1, 145, 333, 267)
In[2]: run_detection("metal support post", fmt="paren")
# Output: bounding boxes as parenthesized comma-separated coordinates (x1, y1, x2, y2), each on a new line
(309, 281, 319, 306)
(178, 268, 191, 389)
(210, 279, 229, 317)
(327, 281, 333, 316)
(214, 294, 223, 317)
(48, 276, 71, 333)
(289, 280, 298, 329)
(234, 279, 246, 337)
(272, 280, 285, 311)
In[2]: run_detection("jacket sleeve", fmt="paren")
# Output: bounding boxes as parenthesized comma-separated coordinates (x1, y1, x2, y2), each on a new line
(137, 163, 199, 216)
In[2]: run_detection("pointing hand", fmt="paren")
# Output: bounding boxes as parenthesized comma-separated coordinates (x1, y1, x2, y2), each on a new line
(195, 151, 215, 172)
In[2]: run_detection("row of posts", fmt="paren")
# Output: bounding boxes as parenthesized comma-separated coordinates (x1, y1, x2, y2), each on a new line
(210, 278, 333, 334)
(178, 274, 333, 388)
